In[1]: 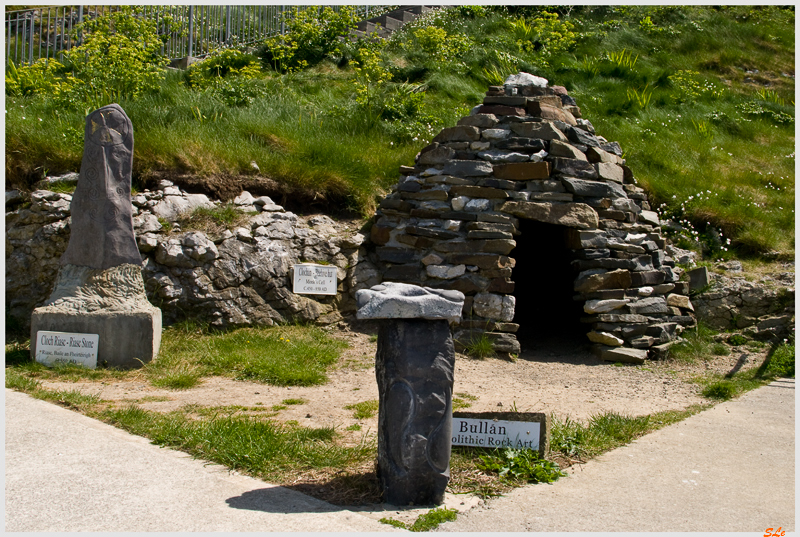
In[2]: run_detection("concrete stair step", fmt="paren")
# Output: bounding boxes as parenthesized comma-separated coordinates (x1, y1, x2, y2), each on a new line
(385, 8, 418, 23)
(372, 14, 403, 31)
(405, 6, 435, 15)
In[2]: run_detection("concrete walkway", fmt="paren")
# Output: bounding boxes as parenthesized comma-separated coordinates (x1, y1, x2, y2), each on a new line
(4, 389, 397, 532)
(5, 379, 795, 532)
(439, 378, 796, 533)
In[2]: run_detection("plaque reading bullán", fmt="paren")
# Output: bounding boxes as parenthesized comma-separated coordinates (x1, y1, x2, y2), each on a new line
(292, 264, 337, 295)
(451, 412, 549, 457)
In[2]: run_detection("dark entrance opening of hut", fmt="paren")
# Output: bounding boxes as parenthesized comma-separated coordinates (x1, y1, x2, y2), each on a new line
(510, 219, 585, 351)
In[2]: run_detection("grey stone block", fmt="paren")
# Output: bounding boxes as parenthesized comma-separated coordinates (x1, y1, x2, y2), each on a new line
(31, 309, 162, 369)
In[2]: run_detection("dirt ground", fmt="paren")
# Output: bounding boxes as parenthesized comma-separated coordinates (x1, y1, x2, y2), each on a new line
(38, 325, 765, 444)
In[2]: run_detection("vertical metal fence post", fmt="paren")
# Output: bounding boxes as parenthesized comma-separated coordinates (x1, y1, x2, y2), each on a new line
(7, 14, 12, 65)
(77, 5, 83, 47)
(26, 13, 33, 64)
(225, 6, 231, 44)
(280, 5, 285, 35)
(187, 5, 194, 58)
(38, 7, 44, 62)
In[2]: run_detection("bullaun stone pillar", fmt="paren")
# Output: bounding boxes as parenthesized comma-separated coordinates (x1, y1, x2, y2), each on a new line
(356, 282, 465, 506)
(30, 104, 162, 368)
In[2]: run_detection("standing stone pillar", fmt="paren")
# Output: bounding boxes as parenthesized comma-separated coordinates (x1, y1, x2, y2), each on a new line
(356, 283, 465, 506)
(30, 104, 162, 369)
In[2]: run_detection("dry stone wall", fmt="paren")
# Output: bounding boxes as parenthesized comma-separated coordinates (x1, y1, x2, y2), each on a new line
(6, 182, 380, 330)
(691, 265, 795, 342)
(368, 73, 695, 362)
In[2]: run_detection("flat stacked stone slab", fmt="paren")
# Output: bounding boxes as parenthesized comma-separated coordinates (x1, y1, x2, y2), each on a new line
(369, 73, 696, 359)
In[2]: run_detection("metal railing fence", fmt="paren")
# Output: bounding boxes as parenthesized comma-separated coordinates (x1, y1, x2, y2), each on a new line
(5, 5, 393, 67)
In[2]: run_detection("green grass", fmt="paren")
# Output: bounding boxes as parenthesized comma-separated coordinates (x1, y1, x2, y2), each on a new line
(379, 518, 409, 530)
(6, 324, 348, 390)
(462, 334, 496, 359)
(148, 324, 347, 387)
(380, 508, 459, 532)
(409, 508, 459, 531)
(697, 337, 794, 400)
(764, 339, 795, 377)
(453, 392, 478, 410)
(667, 322, 721, 363)
(100, 404, 373, 482)
(344, 400, 379, 420)
(178, 203, 255, 233)
(550, 406, 708, 459)
(6, 6, 794, 254)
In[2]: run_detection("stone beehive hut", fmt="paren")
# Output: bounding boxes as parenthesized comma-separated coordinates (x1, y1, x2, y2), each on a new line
(369, 73, 696, 363)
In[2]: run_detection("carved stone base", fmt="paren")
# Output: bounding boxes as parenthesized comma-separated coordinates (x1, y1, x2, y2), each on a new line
(375, 319, 454, 506)
(30, 263, 162, 368)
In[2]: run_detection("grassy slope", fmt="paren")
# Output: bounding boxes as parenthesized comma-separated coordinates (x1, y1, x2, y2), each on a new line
(4, 5, 795, 256)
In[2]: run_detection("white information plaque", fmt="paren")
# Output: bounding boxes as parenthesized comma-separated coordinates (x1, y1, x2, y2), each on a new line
(35, 331, 99, 369)
(292, 264, 338, 296)
(451, 417, 541, 450)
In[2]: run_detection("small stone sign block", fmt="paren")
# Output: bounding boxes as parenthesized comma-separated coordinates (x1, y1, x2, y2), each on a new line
(292, 264, 338, 295)
(452, 412, 549, 458)
(34, 331, 99, 369)
(32, 310, 161, 370)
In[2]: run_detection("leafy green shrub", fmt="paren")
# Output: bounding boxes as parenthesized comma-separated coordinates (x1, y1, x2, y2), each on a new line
(458, 6, 488, 18)
(185, 49, 266, 107)
(512, 11, 577, 60)
(259, 6, 358, 72)
(207, 78, 268, 107)
(62, 6, 174, 107)
(404, 26, 472, 64)
(478, 448, 565, 483)
(5, 59, 74, 97)
(187, 49, 260, 86)
(352, 46, 393, 127)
